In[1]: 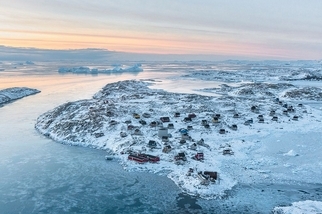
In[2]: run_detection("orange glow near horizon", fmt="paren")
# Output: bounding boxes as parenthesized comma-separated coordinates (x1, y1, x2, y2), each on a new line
(0, 28, 296, 59)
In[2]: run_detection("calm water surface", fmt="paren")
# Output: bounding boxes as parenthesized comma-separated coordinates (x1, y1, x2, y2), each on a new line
(0, 64, 321, 213)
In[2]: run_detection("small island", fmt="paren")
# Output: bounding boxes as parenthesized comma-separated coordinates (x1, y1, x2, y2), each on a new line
(35, 80, 322, 199)
(0, 87, 40, 106)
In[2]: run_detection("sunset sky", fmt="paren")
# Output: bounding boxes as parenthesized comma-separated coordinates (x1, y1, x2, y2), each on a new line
(1, 0, 322, 60)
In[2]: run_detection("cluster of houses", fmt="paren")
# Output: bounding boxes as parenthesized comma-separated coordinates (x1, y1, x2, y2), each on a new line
(111, 97, 304, 186)
(113, 111, 228, 185)
(247, 98, 302, 124)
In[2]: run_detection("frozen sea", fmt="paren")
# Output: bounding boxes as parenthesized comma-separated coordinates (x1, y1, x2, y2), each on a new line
(0, 61, 321, 213)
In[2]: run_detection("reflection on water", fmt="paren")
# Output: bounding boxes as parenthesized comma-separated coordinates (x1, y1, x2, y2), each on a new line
(0, 64, 321, 213)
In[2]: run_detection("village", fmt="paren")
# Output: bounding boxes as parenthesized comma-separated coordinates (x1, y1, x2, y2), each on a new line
(35, 80, 319, 198)
(106, 95, 303, 187)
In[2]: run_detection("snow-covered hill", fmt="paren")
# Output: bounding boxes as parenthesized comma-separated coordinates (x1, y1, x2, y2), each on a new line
(0, 87, 40, 106)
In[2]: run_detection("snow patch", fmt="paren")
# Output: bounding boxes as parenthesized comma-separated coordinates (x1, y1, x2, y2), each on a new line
(283, 149, 299, 157)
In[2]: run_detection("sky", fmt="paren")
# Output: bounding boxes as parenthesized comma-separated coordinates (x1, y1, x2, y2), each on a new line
(1, 0, 322, 60)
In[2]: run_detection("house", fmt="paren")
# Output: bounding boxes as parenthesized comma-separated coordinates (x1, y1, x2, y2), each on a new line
(162, 145, 172, 153)
(272, 116, 278, 121)
(147, 140, 157, 149)
(269, 110, 276, 116)
(283, 110, 288, 115)
(197, 138, 205, 145)
(203, 171, 218, 182)
(190, 143, 197, 150)
(197, 172, 210, 185)
(179, 128, 188, 134)
(188, 113, 196, 118)
(287, 106, 294, 112)
(162, 136, 169, 142)
(193, 152, 204, 160)
(292, 115, 299, 121)
(181, 133, 191, 140)
(139, 119, 147, 125)
(204, 124, 210, 129)
(128, 154, 148, 163)
(160, 117, 170, 123)
(120, 132, 127, 138)
(133, 129, 142, 135)
(138, 153, 160, 163)
(214, 113, 221, 118)
(244, 118, 253, 125)
(201, 120, 208, 126)
(167, 123, 174, 129)
(219, 129, 226, 134)
(298, 103, 303, 107)
(251, 106, 257, 112)
(109, 120, 118, 125)
(133, 113, 140, 119)
(184, 117, 192, 122)
(258, 118, 264, 123)
(179, 139, 186, 144)
(175, 152, 187, 161)
(212, 117, 219, 123)
(142, 112, 151, 118)
(231, 124, 238, 130)
(257, 115, 264, 119)
(223, 149, 234, 155)
(127, 125, 135, 130)
(94, 132, 104, 138)
(174, 112, 181, 117)
(244, 120, 251, 125)
(125, 120, 132, 124)
(233, 113, 240, 118)
(150, 121, 157, 127)
(187, 125, 193, 130)
(186, 168, 194, 176)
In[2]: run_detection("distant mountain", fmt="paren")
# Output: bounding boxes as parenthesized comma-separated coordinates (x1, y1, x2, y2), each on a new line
(0, 45, 256, 62)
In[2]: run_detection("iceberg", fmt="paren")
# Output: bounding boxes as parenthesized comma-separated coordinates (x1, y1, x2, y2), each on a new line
(58, 64, 143, 74)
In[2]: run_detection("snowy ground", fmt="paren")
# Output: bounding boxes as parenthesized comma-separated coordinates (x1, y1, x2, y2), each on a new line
(273, 200, 322, 214)
(35, 74, 322, 200)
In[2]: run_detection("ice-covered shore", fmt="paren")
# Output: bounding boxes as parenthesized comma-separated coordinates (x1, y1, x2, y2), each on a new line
(0, 87, 40, 106)
(35, 80, 322, 199)
(273, 200, 322, 214)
